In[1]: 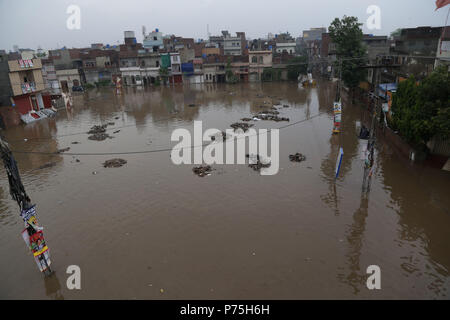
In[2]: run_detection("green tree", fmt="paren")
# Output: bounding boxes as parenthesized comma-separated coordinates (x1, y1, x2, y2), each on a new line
(329, 16, 367, 89)
(287, 56, 308, 81)
(159, 67, 169, 85)
(225, 57, 238, 84)
(390, 28, 402, 38)
(391, 66, 450, 148)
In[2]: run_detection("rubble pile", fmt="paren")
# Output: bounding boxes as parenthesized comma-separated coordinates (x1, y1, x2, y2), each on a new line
(230, 122, 254, 132)
(57, 147, 70, 153)
(253, 113, 289, 122)
(289, 153, 306, 162)
(210, 131, 229, 142)
(246, 154, 271, 172)
(102, 158, 127, 168)
(88, 133, 113, 141)
(192, 165, 212, 177)
(87, 124, 108, 135)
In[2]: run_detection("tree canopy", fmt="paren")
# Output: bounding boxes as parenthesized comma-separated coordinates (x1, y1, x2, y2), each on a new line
(329, 16, 367, 89)
(390, 66, 450, 147)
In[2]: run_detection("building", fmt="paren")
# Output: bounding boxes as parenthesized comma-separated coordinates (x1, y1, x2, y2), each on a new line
(435, 26, 450, 68)
(230, 55, 249, 82)
(170, 52, 182, 84)
(190, 58, 204, 84)
(363, 35, 390, 62)
(275, 42, 297, 55)
(56, 69, 81, 92)
(143, 29, 164, 52)
(124, 31, 137, 46)
(138, 51, 161, 85)
(223, 31, 246, 56)
(41, 59, 60, 94)
(303, 28, 327, 42)
(80, 49, 119, 84)
(249, 51, 273, 81)
(1, 57, 55, 122)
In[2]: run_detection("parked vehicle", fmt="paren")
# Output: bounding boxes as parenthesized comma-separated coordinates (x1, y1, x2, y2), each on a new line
(72, 86, 84, 92)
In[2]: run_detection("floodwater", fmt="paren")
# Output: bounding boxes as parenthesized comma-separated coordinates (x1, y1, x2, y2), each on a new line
(0, 81, 449, 299)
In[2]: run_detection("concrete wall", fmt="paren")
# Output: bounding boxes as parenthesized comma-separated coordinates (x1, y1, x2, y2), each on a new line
(0, 54, 13, 105)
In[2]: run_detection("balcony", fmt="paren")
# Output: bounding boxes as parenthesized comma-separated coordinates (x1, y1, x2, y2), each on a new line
(8, 59, 42, 72)
(21, 82, 37, 94)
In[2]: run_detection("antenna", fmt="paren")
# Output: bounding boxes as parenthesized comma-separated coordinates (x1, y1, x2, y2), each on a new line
(142, 25, 146, 38)
(207, 24, 210, 40)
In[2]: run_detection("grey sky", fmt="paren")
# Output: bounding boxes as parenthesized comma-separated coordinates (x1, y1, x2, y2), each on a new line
(0, 0, 448, 51)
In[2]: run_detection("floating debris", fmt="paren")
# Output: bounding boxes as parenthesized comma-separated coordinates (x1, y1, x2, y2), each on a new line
(57, 147, 70, 153)
(283, 104, 290, 108)
(289, 153, 306, 162)
(241, 118, 252, 122)
(71, 141, 80, 144)
(192, 165, 212, 177)
(258, 110, 279, 115)
(188, 103, 197, 107)
(88, 133, 113, 141)
(230, 122, 254, 132)
(107, 122, 115, 126)
(35, 162, 57, 170)
(246, 154, 271, 172)
(253, 113, 289, 122)
(114, 116, 120, 120)
(210, 131, 229, 142)
(103, 158, 127, 168)
(87, 124, 108, 134)
(113, 130, 121, 134)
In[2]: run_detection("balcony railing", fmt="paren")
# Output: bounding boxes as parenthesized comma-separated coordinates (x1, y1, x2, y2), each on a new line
(21, 82, 36, 94)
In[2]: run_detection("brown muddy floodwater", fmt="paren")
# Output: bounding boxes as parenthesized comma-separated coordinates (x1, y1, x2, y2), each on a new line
(1, 82, 449, 299)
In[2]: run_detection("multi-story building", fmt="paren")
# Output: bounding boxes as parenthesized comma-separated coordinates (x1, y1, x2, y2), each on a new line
(435, 26, 450, 68)
(0, 57, 55, 122)
(41, 59, 60, 94)
(275, 42, 297, 55)
(170, 52, 182, 84)
(56, 69, 81, 92)
(303, 28, 327, 42)
(143, 29, 164, 52)
(223, 31, 246, 56)
(249, 50, 273, 81)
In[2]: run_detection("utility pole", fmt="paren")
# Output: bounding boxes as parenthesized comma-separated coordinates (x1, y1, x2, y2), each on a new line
(0, 135, 53, 276)
(362, 65, 379, 193)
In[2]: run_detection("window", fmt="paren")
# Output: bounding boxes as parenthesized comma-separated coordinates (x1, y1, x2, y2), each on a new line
(156, 61, 160, 67)
(252, 56, 257, 63)
(259, 56, 263, 64)
(153, 36, 157, 41)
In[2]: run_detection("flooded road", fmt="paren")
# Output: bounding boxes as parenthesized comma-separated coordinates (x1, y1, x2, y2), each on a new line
(1, 82, 449, 299)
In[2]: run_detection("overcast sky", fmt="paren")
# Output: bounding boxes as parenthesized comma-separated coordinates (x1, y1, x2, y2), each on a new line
(0, 0, 448, 51)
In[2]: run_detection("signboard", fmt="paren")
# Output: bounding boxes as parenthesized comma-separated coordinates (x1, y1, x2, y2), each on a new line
(333, 102, 342, 133)
(333, 102, 342, 114)
(20, 206, 51, 273)
(335, 147, 344, 179)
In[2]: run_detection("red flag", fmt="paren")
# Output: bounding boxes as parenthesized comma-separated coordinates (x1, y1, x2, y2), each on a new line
(436, 0, 450, 10)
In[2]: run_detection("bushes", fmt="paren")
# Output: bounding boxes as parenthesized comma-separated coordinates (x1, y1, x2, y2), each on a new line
(391, 66, 450, 148)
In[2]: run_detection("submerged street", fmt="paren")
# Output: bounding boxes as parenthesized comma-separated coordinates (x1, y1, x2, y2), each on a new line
(0, 81, 449, 299)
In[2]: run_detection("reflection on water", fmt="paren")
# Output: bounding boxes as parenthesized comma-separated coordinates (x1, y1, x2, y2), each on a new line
(0, 82, 449, 299)
(44, 272, 64, 300)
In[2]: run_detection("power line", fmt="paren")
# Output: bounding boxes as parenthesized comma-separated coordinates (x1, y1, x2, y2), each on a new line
(9, 112, 327, 156)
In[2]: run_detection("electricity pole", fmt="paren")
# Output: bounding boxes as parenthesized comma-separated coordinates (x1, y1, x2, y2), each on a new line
(0, 135, 53, 276)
